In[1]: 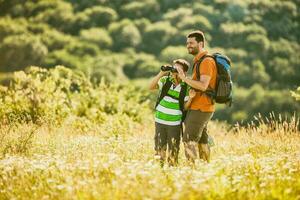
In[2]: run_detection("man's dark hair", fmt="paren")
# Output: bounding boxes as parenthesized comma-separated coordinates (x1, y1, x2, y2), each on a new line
(187, 30, 205, 47)
(173, 59, 190, 72)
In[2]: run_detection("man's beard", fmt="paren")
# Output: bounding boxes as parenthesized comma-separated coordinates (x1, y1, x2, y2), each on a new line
(188, 47, 198, 55)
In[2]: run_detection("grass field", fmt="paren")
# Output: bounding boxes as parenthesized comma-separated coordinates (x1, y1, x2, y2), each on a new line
(0, 118, 299, 200)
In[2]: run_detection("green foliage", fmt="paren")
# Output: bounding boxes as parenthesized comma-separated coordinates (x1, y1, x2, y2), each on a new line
(141, 21, 177, 54)
(123, 51, 160, 79)
(159, 0, 190, 11)
(215, 85, 300, 123)
(160, 46, 192, 63)
(120, 0, 160, 19)
(83, 53, 128, 83)
(291, 87, 300, 101)
(44, 49, 88, 69)
(245, 34, 270, 52)
(177, 15, 212, 31)
(109, 19, 141, 51)
(80, 28, 112, 48)
(254, 1, 298, 40)
(39, 28, 75, 51)
(162, 7, 192, 25)
(0, 66, 151, 130)
(76, 6, 118, 29)
(0, 17, 27, 41)
(0, 34, 48, 72)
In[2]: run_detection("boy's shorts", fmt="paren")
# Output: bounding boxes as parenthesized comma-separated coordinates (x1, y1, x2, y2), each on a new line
(154, 122, 181, 153)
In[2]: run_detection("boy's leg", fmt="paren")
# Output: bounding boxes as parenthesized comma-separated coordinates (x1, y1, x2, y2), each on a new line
(166, 124, 181, 166)
(154, 122, 168, 166)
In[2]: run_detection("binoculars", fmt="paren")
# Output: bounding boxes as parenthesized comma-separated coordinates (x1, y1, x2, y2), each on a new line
(160, 65, 178, 73)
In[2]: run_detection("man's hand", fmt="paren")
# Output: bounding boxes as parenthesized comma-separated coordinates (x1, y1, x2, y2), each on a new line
(176, 66, 186, 81)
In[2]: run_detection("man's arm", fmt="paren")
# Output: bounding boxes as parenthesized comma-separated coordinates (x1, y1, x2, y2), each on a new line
(176, 67, 211, 91)
(149, 71, 168, 90)
(182, 75, 211, 91)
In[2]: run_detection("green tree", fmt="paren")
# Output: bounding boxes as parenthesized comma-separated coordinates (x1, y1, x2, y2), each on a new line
(76, 6, 118, 30)
(120, 0, 160, 20)
(254, 1, 298, 40)
(84, 54, 128, 83)
(267, 39, 300, 88)
(176, 15, 212, 31)
(141, 21, 177, 54)
(80, 28, 112, 48)
(123, 51, 160, 79)
(44, 49, 89, 69)
(0, 17, 27, 41)
(39, 28, 75, 51)
(0, 34, 48, 72)
(30, 0, 75, 33)
(162, 7, 192, 25)
(291, 87, 300, 101)
(133, 18, 151, 34)
(160, 46, 192, 63)
(219, 23, 267, 48)
(109, 19, 141, 51)
(158, 0, 190, 11)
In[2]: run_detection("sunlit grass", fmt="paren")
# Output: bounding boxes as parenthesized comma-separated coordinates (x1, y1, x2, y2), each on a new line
(0, 118, 299, 200)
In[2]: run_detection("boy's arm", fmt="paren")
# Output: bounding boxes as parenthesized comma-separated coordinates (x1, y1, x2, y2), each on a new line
(184, 89, 196, 110)
(149, 71, 168, 90)
(184, 98, 193, 110)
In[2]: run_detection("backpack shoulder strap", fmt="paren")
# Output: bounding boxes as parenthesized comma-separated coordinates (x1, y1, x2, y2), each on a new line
(193, 54, 216, 104)
(155, 76, 172, 109)
(193, 54, 214, 80)
(178, 82, 187, 112)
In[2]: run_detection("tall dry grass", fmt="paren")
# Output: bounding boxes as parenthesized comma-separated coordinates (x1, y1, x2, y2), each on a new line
(0, 116, 299, 200)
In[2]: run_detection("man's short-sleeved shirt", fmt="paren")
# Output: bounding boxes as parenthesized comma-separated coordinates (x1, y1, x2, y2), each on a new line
(155, 76, 189, 126)
(190, 50, 217, 112)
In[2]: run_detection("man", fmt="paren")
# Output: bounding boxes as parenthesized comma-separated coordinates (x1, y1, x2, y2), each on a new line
(149, 59, 195, 166)
(176, 30, 217, 163)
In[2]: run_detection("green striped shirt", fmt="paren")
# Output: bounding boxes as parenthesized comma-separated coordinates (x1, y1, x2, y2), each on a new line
(155, 76, 189, 126)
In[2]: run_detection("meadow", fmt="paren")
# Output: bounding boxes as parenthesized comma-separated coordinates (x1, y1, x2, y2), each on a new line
(0, 117, 299, 200)
(0, 67, 299, 199)
(1, 0, 299, 199)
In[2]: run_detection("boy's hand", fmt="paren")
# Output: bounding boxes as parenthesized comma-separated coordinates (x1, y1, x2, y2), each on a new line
(189, 89, 196, 99)
(159, 65, 170, 76)
(159, 70, 169, 76)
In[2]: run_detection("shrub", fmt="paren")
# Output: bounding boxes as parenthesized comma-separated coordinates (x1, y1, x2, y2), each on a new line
(0, 66, 152, 135)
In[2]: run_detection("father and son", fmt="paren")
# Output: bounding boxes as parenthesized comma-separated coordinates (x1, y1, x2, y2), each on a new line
(149, 30, 218, 166)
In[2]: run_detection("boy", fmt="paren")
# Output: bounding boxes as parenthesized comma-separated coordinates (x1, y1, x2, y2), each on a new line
(149, 59, 196, 166)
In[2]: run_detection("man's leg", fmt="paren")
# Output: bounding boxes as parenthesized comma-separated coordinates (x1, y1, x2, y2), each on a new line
(183, 110, 213, 164)
(154, 122, 168, 166)
(198, 126, 210, 162)
(183, 141, 198, 164)
(166, 124, 181, 166)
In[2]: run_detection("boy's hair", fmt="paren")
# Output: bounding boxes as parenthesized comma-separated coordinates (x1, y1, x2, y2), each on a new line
(173, 59, 190, 72)
(187, 30, 205, 47)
